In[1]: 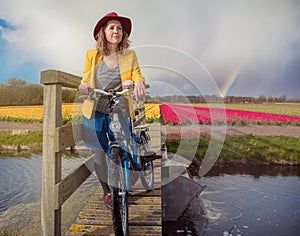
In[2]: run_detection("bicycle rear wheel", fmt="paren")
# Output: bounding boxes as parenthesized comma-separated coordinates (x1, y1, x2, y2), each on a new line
(140, 160, 154, 191)
(109, 146, 129, 236)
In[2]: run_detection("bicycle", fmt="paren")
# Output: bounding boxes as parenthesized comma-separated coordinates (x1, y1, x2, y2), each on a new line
(82, 83, 161, 236)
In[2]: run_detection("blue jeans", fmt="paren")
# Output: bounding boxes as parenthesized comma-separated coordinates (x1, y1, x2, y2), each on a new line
(82, 112, 113, 152)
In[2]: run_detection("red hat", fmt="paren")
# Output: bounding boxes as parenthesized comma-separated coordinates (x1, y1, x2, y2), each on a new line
(93, 12, 132, 40)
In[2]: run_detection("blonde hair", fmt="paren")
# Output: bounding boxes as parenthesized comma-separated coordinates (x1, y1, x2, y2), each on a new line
(95, 23, 131, 56)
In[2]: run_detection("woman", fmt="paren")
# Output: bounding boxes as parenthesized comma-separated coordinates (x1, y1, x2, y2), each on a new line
(78, 12, 146, 208)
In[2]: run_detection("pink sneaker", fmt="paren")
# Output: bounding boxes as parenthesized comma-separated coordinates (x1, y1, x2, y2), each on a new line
(103, 194, 112, 209)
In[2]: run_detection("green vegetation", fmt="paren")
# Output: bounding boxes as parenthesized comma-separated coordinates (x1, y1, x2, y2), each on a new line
(166, 135, 300, 166)
(1, 126, 300, 166)
(0, 78, 76, 106)
(0, 117, 42, 123)
(0, 230, 18, 236)
(0, 229, 38, 236)
(0, 131, 42, 151)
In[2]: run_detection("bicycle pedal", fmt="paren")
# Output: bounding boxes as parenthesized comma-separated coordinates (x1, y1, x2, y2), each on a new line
(140, 151, 157, 162)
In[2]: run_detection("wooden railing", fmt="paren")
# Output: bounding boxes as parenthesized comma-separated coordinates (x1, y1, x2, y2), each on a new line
(40, 69, 146, 235)
(41, 69, 86, 235)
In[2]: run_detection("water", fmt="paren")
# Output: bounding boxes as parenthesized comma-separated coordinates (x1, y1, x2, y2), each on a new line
(165, 166, 300, 236)
(201, 174, 300, 235)
(0, 152, 99, 234)
(1, 154, 299, 235)
(0, 154, 42, 214)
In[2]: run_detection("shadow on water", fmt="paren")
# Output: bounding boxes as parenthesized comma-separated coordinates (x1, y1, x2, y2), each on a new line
(163, 194, 208, 236)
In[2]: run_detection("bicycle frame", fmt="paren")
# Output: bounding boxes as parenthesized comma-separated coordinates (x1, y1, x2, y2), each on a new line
(83, 87, 148, 186)
(107, 104, 149, 191)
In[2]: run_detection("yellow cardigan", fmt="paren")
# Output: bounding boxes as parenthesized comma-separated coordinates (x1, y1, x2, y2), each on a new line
(81, 49, 145, 119)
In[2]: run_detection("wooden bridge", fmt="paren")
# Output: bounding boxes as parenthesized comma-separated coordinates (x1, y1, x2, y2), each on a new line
(40, 70, 163, 235)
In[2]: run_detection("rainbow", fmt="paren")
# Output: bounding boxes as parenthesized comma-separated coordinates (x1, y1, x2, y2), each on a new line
(220, 66, 240, 98)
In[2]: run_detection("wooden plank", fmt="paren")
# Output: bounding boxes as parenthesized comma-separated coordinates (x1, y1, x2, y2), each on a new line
(56, 155, 94, 208)
(80, 205, 161, 216)
(65, 189, 162, 235)
(41, 84, 62, 236)
(40, 70, 81, 88)
(66, 225, 162, 236)
(55, 124, 83, 152)
(149, 123, 162, 155)
(64, 123, 162, 235)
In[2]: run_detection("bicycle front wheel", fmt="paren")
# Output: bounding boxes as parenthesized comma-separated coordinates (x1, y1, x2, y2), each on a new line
(138, 133, 154, 191)
(109, 146, 129, 236)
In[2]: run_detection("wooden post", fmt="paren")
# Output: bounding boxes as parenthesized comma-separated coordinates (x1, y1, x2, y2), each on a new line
(40, 70, 82, 235)
(40, 70, 84, 235)
(41, 82, 62, 235)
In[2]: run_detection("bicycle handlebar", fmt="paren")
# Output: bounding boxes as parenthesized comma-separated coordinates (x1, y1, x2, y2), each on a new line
(91, 88, 131, 96)
(77, 87, 132, 101)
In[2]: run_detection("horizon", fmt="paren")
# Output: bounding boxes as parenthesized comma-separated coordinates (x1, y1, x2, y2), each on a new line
(1, 77, 299, 101)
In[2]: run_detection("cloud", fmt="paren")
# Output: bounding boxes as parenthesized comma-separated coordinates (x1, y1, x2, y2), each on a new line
(0, 0, 299, 97)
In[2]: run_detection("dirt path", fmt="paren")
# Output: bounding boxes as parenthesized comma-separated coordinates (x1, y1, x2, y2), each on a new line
(1, 121, 300, 138)
(0, 121, 43, 131)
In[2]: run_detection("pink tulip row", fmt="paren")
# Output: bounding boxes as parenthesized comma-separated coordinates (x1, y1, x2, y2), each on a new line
(159, 104, 185, 124)
(160, 104, 300, 125)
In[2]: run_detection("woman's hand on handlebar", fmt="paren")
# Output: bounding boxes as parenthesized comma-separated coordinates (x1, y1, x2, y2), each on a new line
(133, 80, 145, 100)
(78, 81, 145, 99)
(78, 83, 89, 94)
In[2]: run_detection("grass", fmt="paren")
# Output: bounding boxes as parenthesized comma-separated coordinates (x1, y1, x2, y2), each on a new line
(0, 116, 71, 125)
(0, 230, 38, 236)
(0, 117, 41, 123)
(166, 135, 300, 166)
(0, 131, 43, 151)
(0, 230, 18, 236)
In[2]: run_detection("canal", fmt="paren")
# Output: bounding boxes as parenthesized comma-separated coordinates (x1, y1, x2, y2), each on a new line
(0, 154, 299, 235)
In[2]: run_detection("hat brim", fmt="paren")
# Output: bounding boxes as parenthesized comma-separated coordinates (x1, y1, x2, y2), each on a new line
(93, 15, 131, 40)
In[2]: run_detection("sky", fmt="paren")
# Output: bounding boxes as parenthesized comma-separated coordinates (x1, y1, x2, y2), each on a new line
(0, 0, 299, 98)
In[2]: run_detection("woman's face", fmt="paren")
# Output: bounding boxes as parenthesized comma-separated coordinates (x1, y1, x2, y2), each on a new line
(104, 20, 123, 45)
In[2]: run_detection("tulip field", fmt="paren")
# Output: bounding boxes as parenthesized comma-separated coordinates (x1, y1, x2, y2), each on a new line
(159, 104, 300, 125)
(0, 103, 299, 125)
(0, 104, 75, 122)
(144, 103, 161, 120)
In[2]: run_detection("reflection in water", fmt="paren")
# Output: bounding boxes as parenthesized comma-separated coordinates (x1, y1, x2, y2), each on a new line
(206, 165, 300, 178)
(188, 157, 300, 178)
(172, 166, 300, 236)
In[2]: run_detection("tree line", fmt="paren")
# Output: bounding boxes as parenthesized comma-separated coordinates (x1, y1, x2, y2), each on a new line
(0, 78, 299, 106)
(0, 78, 76, 106)
(147, 94, 300, 104)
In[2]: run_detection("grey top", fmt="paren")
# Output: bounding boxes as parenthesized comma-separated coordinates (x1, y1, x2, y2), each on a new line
(95, 60, 122, 114)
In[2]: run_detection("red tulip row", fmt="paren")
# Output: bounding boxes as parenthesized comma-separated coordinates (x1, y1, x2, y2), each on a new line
(160, 104, 300, 125)
(159, 104, 185, 124)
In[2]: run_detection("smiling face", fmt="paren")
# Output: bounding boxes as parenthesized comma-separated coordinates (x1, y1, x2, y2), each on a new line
(104, 20, 123, 45)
